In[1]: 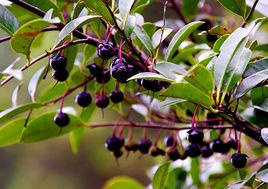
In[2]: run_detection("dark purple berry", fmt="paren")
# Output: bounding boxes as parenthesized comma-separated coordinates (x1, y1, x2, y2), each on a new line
(201, 144, 213, 158)
(231, 153, 247, 169)
(227, 139, 238, 150)
(138, 138, 152, 154)
(95, 94, 110, 108)
(211, 139, 225, 153)
(110, 58, 129, 83)
(125, 142, 139, 152)
(95, 69, 111, 84)
(141, 79, 162, 92)
(87, 63, 102, 77)
(105, 135, 124, 152)
(54, 112, 70, 127)
(127, 64, 139, 78)
(75, 91, 92, 107)
(198, 19, 213, 31)
(164, 136, 176, 147)
(187, 128, 204, 144)
(207, 34, 217, 42)
(113, 150, 123, 158)
(52, 69, 69, 82)
(97, 42, 115, 60)
(166, 147, 180, 161)
(109, 89, 124, 103)
(50, 55, 67, 70)
(149, 146, 165, 157)
(185, 144, 201, 158)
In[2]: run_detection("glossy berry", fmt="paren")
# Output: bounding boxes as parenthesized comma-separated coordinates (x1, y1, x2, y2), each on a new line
(110, 58, 129, 83)
(185, 144, 201, 158)
(54, 112, 70, 127)
(125, 142, 139, 152)
(231, 153, 247, 169)
(221, 142, 231, 154)
(75, 91, 92, 107)
(138, 138, 152, 154)
(127, 64, 139, 78)
(95, 69, 111, 84)
(211, 139, 225, 153)
(50, 55, 67, 70)
(149, 146, 165, 157)
(227, 139, 238, 150)
(198, 19, 212, 31)
(109, 89, 124, 103)
(187, 128, 204, 144)
(95, 94, 110, 108)
(52, 69, 69, 82)
(164, 136, 176, 147)
(166, 147, 180, 161)
(105, 136, 124, 152)
(207, 34, 217, 42)
(201, 144, 213, 158)
(113, 150, 123, 158)
(87, 63, 102, 77)
(97, 42, 115, 60)
(141, 79, 162, 92)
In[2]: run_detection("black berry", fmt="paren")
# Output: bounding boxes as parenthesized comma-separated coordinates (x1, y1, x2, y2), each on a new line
(138, 138, 152, 154)
(54, 112, 70, 127)
(211, 139, 225, 153)
(109, 89, 124, 103)
(87, 63, 102, 77)
(110, 58, 129, 83)
(187, 128, 204, 144)
(164, 136, 176, 147)
(52, 69, 69, 82)
(95, 69, 111, 84)
(201, 144, 213, 158)
(185, 144, 201, 158)
(127, 64, 139, 78)
(125, 142, 139, 152)
(166, 147, 180, 161)
(231, 153, 247, 169)
(149, 146, 165, 157)
(207, 34, 218, 42)
(50, 55, 67, 70)
(227, 139, 238, 150)
(97, 42, 115, 60)
(113, 150, 123, 158)
(105, 135, 124, 152)
(95, 94, 110, 108)
(198, 19, 213, 31)
(75, 91, 92, 107)
(141, 79, 162, 92)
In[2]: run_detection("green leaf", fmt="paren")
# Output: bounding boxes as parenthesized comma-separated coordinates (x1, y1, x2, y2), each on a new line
(159, 97, 186, 108)
(243, 58, 268, 77)
(65, 44, 78, 72)
(0, 4, 19, 35)
(12, 84, 22, 107)
(124, 15, 136, 36)
(152, 28, 173, 49)
(161, 82, 213, 109)
(256, 169, 268, 183)
(69, 127, 84, 154)
(84, 0, 113, 24)
(54, 15, 100, 47)
(21, 112, 82, 143)
(132, 0, 150, 13)
(154, 61, 187, 80)
(213, 34, 229, 53)
(251, 86, 268, 112)
(165, 168, 187, 189)
(73, 0, 87, 19)
(182, 0, 199, 17)
(0, 118, 25, 147)
(39, 82, 66, 102)
(261, 128, 268, 145)
(83, 44, 96, 64)
(11, 19, 51, 58)
(0, 103, 43, 123)
(28, 67, 45, 102)
(103, 176, 144, 189)
(218, 0, 246, 18)
(119, 0, 135, 22)
(127, 72, 174, 82)
(184, 64, 214, 97)
(235, 70, 268, 98)
(165, 21, 204, 61)
(152, 162, 170, 189)
(190, 158, 200, 185)
(133, 26, 153, 53)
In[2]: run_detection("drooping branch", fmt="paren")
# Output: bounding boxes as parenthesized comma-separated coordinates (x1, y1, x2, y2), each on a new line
(242, 0, 260, 27)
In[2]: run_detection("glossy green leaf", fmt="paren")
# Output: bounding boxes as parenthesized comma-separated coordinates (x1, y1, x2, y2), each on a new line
(0, 118, 25, 147)
(69, 127, 84, 154)
(11, 19, 51, 58)
(21, 112, 82, 142)
(213, 34, 229, 53)
(0, 4, 19, 35)
(251, 86, 268, 112)
(73, 0, 86, 19)
(152, 28, 173, 49)
(127, 72, 174, 82)
(161, 82, 213, 109)
(28, 67, 45, 102)
(190, 158, 200, 185)
(159, 98, 186, 108)
(243, 58, 268, 77)
(182, 0, 199, 17)
(261, 128, 268, 145)
(39, 82, 66, 102)
(12, 84, 22, 107)
(154, 61, 187, 80)
(124, 15, 136, 37)
(152, 162, 170, 189)
(103, 176, 144, 189)
(165, 168, 187, 189)
(256, 169, 268, 183)
(133, 26, 153, 53)
(54, 15, 100, 47)
(132, 0, 150, 13)
(119, 0, 135, 22)
(83, 44, 96, 64)
(165, 21, 204, 61)
(65, 44, 78, 72)
(218, 0, 246, 17)
(0, 103, 43, 123)
(84, 0, 113, 24)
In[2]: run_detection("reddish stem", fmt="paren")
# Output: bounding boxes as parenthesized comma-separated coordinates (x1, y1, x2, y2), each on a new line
(191, 104, 200, 127)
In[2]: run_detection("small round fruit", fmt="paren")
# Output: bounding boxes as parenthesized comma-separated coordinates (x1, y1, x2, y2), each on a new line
(109, 89, 124, 103)
(54, 112, 70, 127)
(211, 139, 225, 153)
(227, 139, 238, 150)
(231, 153, 247, 169)
(185, 144, 201, 158)
(166, 147, 180, 161)
(187, 128, 204, 144)
(95, 69, 111, 84)
(141, 79, 162, 92)
(75, 91, 92, 107)
(138, 138, 152, 154)
(113, 150, 123, 158)
(207, 34, 217, 42)
(52, 69, 69, 82)
(95, 94, 110, 108)
(198, 19, 213, 31)
(127, 64, 139, 78)
(149, 146, 165, 157)
(201, 144, 213, 158)
(87, 63, 102, 77)
(163, 136, 176, 147)
(110, 58, 129, 83)
(50, 55, 67, 70)
(125, 142, 139, 152)
(105, 136, 124, 152)
(97, 42, 115, 60)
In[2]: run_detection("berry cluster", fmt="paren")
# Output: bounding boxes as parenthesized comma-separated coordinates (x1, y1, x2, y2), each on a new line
(50, 54, 69, 82)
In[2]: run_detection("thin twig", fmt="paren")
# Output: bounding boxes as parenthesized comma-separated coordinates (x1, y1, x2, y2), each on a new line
(242, 0, 260, 27)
